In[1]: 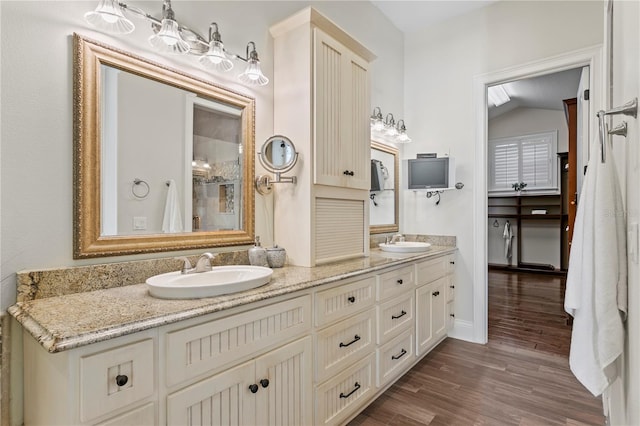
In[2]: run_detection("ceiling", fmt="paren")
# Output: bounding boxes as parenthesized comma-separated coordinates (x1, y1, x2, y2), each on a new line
(370, 1, 583, 120)
(489, 68, 583, 119)
(371, 0, 498, 34)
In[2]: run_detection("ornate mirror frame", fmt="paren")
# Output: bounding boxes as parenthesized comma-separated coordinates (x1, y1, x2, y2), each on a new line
(370, 140, 399, 234)
(73, 34, 255, 258)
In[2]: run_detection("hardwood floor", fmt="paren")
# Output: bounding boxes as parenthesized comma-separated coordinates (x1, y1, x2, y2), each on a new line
(348, 270, 604, 425)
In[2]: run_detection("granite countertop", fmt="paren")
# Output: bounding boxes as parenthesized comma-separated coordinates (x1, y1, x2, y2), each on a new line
(9, 246, 455, 353)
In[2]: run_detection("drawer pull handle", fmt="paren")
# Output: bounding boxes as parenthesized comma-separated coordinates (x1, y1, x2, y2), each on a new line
(115, 375, 128, 387)
(347, 296, 356, 303)
(339, 334, 361, 348)
(249, 384, 259, 394)
(343, 170, 355, 176)
(450, 285, 455, 289)
(432, 291, 440, 297)
(339, 382, 361, 399)
(391, 310, 407, 320)
(391, 349, 407, 360)
(450, 261, 455, 264)
(260, 379, 270, 388)
(397, 279, 404, 284)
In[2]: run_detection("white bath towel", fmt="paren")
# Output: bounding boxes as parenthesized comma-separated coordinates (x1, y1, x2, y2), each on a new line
(503, 221, 513, 260)
(162, 179, 183, 233)
(564, 140, 627, 396)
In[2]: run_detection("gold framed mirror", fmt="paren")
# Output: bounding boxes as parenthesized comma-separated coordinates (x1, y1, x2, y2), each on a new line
(370, 140, 399, 234)
(73, 34, 255, 258)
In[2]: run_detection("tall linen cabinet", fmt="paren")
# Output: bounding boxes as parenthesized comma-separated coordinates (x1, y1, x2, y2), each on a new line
(270, 7, 376, 266)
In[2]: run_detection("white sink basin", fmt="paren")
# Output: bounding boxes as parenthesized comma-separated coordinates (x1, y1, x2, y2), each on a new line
(146, 265, 273, 299)
(379, 241, 432, 253)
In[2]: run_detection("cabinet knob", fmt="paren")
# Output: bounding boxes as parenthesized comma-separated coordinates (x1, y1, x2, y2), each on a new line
(449, 261, 455, 264)
(450, 285, 455, 289)
(450, 313, 455, 318)
(347, 296, 356, 303)
(115, 374, 128, 387)
(260, 379, 270, 388)
(432, 291, 440, 297)
(249, 384, 259, 394)
(397, 279, 404, 284)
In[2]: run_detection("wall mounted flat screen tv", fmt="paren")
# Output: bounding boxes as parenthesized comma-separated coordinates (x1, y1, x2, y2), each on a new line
(406, 157, 455, 190)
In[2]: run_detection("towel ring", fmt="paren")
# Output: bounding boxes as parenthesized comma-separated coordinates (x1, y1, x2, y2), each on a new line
(132, 178, 150, 199)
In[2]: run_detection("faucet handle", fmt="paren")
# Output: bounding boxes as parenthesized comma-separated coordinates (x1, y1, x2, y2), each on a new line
(175, 256, 192, 274)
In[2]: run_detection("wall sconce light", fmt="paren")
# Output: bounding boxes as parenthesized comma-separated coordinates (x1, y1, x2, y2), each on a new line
(370, 107, 411, 144)
(84, 0, 269, 86)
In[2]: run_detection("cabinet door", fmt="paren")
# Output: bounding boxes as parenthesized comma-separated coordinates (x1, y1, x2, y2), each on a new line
(416, 277, 448, 356)
(255, 337, 313, 426)
(166, 361, 256, 426)
(314, 29, 370, 190)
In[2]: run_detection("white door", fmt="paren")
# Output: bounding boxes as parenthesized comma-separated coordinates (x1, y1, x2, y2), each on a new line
(608, 0, 640, 424)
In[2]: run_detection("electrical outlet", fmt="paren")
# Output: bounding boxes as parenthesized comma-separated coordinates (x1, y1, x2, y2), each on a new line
(133, 216, 147, 230)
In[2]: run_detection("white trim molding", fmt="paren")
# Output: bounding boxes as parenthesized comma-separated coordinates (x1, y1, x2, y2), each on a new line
(472, 45, 604, 344)
(448, 319, 475, 342)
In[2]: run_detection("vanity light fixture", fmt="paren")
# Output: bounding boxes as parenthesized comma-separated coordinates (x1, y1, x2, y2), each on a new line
(84, 0, 269, 86)
(370, 107, 412, 144)
(237, 42, 269, 86)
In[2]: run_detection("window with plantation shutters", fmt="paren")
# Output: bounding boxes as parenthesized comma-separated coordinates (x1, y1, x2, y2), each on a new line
(488, 131, 558, 193)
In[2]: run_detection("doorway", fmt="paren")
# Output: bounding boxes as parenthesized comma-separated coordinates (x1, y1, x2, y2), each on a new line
(471, 46, 603, 344)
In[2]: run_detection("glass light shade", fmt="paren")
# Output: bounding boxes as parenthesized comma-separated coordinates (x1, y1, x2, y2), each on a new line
(149, 19, 190, 54)
(385, 125, 398, 137)
(396, 132, 412, 143)
(238, 59, 269, 86)
(84, 0, 134, 34)
(199, 41, 234, 72)
(371, 119, 384, 131)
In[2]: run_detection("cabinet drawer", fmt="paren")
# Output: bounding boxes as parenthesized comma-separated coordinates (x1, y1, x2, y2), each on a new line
(165, 295, 311, 387)
(79, 339, 154, 422)
(315, 353, 375, 426)
(315, 276, 376, 327)
(315, 308, 374, 383)
(377, 293, 414, 344)
(95, 402, 156, 426)
(377, 329, 414, 388)
(415, 256, 448, 286)
(377, 265, 414, 301)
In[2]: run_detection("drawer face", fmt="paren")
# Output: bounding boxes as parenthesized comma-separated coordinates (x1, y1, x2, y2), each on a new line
(415, 256, 448, 286)
(377, 293, 414, 344)
(378, 265, 414, 301)
(165, 295, 311, 387)
(315, 353, 374, 426)
(95, 402, 156, 426)
(377, 329, 414, 388)
(315, 308, 374, 383)
(315, 276, 376, 327)
(80, 339, 154, 422)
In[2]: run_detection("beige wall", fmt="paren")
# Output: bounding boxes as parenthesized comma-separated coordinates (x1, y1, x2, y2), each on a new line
(402, 0, 603, 325)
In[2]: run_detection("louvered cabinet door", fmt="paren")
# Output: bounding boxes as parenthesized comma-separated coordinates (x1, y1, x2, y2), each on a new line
(315, 198, 365, 263)
(254, 337, 313, 426)
(314, 28, 370, 190)
(166, 360, 256, 426)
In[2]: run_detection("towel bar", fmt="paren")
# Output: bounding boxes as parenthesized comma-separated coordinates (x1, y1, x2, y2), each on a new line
(597, 98, 638, 163)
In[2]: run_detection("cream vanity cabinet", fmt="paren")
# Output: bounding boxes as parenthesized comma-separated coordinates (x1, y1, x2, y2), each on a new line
(270, 7, 376, 267)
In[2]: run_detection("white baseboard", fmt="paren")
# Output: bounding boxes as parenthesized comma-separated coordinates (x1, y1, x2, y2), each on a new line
(447, 319, 476, 342)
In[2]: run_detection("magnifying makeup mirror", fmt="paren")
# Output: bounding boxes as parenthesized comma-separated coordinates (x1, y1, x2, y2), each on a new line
(255, 135, 299, 195)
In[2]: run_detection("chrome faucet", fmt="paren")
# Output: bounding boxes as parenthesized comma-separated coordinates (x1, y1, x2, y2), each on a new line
(390, 234, 405, 244)
(177, 252, 216, 274)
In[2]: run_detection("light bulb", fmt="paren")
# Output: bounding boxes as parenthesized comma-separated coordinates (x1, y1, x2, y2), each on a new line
(149, 18, 190, 54)
(199, 40, 233, 72)
(238, 59, 269, 86)
(84, 0, 134, 34)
